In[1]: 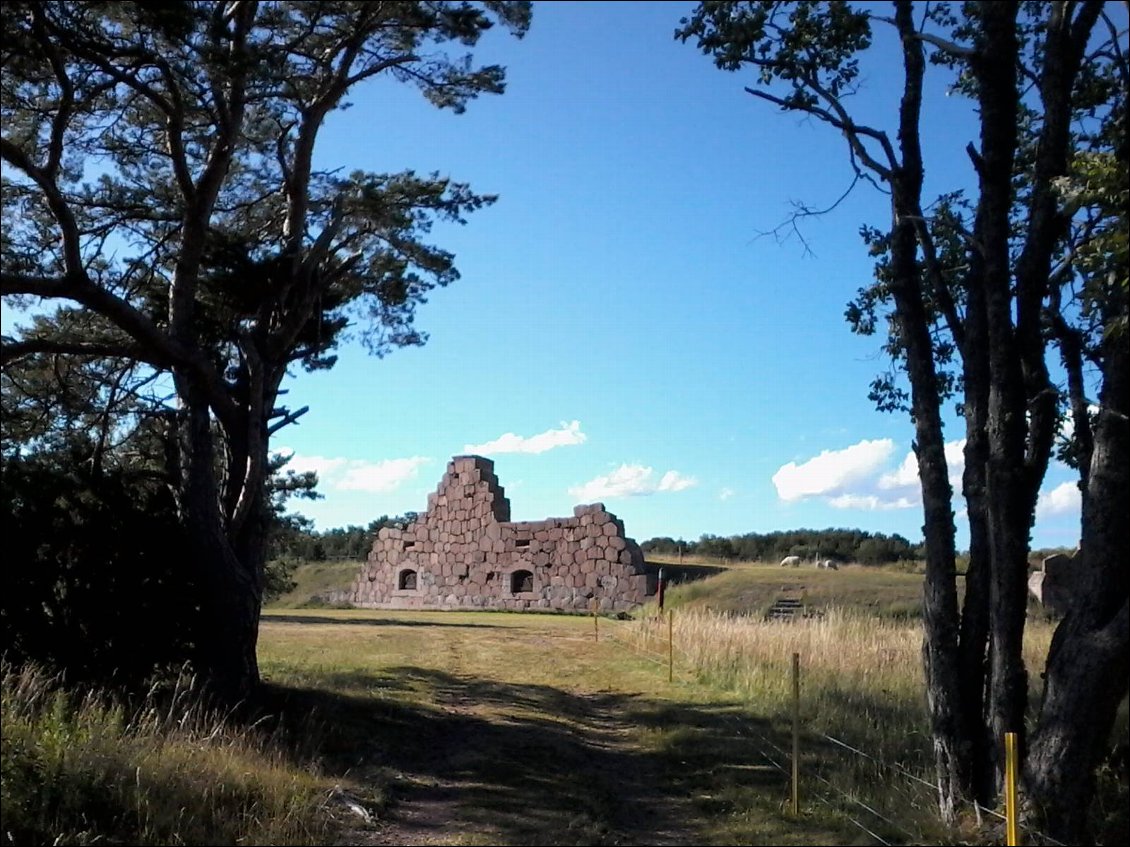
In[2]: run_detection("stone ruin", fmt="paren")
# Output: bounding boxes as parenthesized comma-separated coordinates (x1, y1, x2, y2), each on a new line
(1028, 549, 1082, 616)
(349, 455, 656, 612)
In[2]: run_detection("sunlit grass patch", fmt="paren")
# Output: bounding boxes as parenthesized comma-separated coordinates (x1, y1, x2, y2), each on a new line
(0, 663, 344, 846)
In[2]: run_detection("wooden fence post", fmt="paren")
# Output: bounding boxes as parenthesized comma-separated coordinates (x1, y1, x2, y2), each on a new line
(791, 652, 800, 816)
(667, 609, 674, 683)
(1005, 731, 1019, 845)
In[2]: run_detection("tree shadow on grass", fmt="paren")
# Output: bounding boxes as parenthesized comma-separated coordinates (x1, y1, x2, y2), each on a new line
(257, 668, 867, 846)
(261, 613, 504, 629)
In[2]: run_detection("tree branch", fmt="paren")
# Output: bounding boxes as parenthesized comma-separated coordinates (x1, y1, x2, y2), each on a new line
(743, 86, 895, 181)
(1, 272, 239, 430)
(0, 139, 86, 279)
(0, 336, 165, 367)
(267, 405, 309, 435)
(913, 30, 976, 59)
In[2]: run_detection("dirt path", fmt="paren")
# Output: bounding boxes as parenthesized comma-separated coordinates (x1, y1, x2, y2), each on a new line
(315, 619, 709, 847)
(342, 676, 698, 846)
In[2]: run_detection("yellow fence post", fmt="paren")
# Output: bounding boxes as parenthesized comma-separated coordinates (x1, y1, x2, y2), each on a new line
(667, 609, 674, 683)
(791, 651, 800, 816)
(1005, 731, 1020, 846)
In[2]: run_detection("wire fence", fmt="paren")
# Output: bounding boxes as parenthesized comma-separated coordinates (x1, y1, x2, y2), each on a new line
(597, 610, 1064, 846)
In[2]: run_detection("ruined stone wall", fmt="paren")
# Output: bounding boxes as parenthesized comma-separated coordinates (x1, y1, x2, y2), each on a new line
(350, 455, 655, 612)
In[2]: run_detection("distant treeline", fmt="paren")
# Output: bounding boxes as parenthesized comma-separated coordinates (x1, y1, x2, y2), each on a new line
(268, 513, 418, 562)
(271, 520, 925, 566)
(640, 528, 924, 566)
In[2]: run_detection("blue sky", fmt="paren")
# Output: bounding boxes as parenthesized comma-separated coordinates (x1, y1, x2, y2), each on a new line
(2, 1, 1087, 550)
(270, 1, 1084, 550)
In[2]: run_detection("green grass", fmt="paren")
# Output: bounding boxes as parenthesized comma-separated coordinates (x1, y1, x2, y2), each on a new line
(0, 663, 349, 846)
(269, 559, 363, 608)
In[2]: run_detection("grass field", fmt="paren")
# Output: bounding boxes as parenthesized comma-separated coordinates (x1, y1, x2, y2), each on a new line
(6, 559, 1123, 845)
(257, 608, 912, 845)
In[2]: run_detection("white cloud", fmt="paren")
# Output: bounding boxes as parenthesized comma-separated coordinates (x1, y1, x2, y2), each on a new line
(828, 493, 918, 511)
(281, 453, 348, 478)
(772, 439, 896, 502)
(569, 464, 698, 500)
(773, 437, 966, 511)
(338, 457, 432, 492)
(877, 439, 966, 499)
(282, 452, 431, 493)
(719, 487, 736, 501)
(877, 450, 919, 490)
(1037, 481, 1081, 518)
(464, 420, 586, 455)
(658, 470, 697, 492)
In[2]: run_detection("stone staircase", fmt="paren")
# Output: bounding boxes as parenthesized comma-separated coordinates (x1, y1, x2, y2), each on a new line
(766, 596, 806, 621)
(764, 587, 825, 621)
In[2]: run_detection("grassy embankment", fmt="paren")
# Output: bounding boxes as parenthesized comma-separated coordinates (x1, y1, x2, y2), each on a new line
(271, 559, 363, 608)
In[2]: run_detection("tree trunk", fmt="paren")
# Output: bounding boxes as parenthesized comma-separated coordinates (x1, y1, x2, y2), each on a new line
(177, 373, 262, 704)
(959, 367, 994, 805)
(890, 196, 968, 823)
(1027, 337, 1130, 844)
(891, 2, 973, 820)
(956, 154, 997, 805)
(971, 2, 1031, 788)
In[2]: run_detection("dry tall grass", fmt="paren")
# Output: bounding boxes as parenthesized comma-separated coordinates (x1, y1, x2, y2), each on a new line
(0, 663, 340, 846)
(615, 608, 1062, 843)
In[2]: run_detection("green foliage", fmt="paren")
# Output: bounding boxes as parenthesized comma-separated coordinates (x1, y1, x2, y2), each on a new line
(0, 444, 200, 687)
(268, 514, 416, 563)
(641, 527, 920, 565)
(2, 1, 531, 696)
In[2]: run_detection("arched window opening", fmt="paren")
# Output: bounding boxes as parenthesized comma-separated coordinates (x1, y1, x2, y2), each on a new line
(510, 569, 533, 594)
(398, 569, 418, 590)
